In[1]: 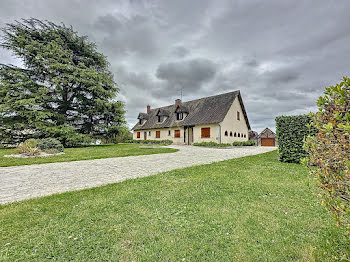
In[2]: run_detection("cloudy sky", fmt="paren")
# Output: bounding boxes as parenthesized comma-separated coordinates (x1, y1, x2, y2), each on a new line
(1, 0, 349, 132)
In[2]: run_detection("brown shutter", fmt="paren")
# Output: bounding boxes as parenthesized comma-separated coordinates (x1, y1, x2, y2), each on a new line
(137, 132, 140, 138)
(156, 131, 160, 138)
(201, 128, 210, 138)
(175, 130, 180, 138)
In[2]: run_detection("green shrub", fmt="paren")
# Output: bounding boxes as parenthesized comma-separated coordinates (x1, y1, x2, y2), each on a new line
(37, 138, 64, 153)
(304, 77, 350, 230)
(133, 139, 173, 145)
(232, 140, 256, 146)
(16, 139, 40, 155)
(64, 133, 93, 148)
(275, 115, 315, 163)
(193, 142, 231, 147)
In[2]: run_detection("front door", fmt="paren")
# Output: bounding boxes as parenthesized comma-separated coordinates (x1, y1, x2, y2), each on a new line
(188, 127, 194, 145)
(144, 132, 147, 140)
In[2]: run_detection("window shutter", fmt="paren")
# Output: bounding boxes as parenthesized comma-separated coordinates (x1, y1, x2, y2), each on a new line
(201, 128, 210, 138)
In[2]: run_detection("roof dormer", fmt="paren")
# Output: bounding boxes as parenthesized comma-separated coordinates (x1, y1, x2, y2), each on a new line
(174, 104, 189, 121)
(174, 104, 189, 114)
(137, 112, 149, 125)
(156, 108, 169, 123)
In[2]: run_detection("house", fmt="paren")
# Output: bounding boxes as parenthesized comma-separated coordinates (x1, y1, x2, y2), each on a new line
(258, 128, 276, 146)
(132, 91, 251, 145)
(249, 130, 259, 142)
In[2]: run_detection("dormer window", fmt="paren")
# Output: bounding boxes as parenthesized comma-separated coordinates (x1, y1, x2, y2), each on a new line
(156, 109, 169, 123)
(174, 104, 188, 121)
(137, 112, 149, 125)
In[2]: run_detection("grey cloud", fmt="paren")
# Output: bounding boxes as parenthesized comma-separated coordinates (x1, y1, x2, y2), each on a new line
(1, 0, 349, 132)
(92, 14, 159, 58)
(263, 68, 300, 85)
(170, 46, 190, 58)
(156, 58, 217, 91)
(244, 58, 259, 68)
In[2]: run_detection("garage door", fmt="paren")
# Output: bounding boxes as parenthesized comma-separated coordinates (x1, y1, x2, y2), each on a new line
(261, 138, 275, 146)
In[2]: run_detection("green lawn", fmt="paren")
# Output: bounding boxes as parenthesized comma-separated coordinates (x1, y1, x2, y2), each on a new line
(0, 151, 348, 261)
(0, 143, 178, 167)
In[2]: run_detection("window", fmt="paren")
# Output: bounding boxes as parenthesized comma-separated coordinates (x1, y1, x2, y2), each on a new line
(230, 131, 233, 137)
(177, 112, 183, 120)
(139, 119, 143, 125)
(175, 130, 180, 138)
(241, 133, 244, 138)
(238, 133, 240, 137)
(168, 130, 171, 136)
(156, 131, 160, 138)
(158, 116, 163, 122)
(149, 131, 151, 136)
(234, 132, 237, 137)
(137, 132, 140, 138)
(224, 130, 228, 136)
(237, 111, 240, 120)
(201, 127, 210, 138)
(244, 134, 246, 138)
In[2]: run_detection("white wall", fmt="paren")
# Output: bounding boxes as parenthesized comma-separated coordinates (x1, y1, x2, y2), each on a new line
(220, 97, 249, 143)
(133, 126, 186, 144)
(192, 123, 219, 144)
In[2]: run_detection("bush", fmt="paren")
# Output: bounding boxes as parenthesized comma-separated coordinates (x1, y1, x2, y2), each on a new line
(101, 126, 133, 144)
(133, 139, 173, 145)
(37, 138, 64, 153)
(232, 140, 256, 146)
(304, 77, 350, 230)
(193, 142, 231, 147)
(63, 133, 93, 148)
(16, 139, 40, 156)
(275, 115, 315, 163)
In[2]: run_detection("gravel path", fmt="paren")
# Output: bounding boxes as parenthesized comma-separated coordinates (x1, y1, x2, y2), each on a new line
(0, 146, 276, 204)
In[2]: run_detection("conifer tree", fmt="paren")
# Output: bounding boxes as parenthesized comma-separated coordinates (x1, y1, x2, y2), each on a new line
(0, 19, 125, 146)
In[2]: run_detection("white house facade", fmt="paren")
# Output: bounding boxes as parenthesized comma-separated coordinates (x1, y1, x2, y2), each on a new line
(132, 91, 251, 145)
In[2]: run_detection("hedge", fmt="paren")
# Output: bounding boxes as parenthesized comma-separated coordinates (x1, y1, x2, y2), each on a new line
(132, 139, 173, 145)
(193, 142, 231, 147)
(232, 140, 256, 146)
(275, 115, 315, 163)
(193, 141, 256, 147)
(304, 77, 350, 229)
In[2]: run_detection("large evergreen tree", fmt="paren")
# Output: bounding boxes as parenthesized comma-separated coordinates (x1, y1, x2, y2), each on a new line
(0, 19, 125, 146)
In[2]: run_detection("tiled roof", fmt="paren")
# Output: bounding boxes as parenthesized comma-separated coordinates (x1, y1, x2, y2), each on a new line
(132, 90, 250, 130)
(137, 113, 149, 120)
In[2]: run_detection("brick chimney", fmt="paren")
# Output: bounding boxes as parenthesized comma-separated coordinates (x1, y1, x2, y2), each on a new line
(175, 99, 182, 106)
(147, 105, 151, 114)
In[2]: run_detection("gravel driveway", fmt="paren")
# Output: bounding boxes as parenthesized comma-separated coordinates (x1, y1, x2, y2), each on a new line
(0, 145, 276, 204)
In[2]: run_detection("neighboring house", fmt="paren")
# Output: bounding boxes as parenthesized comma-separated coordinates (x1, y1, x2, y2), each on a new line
(258, 128, 276, 146)
(132, 91, 251, 145)
(249, 130, 258, 142)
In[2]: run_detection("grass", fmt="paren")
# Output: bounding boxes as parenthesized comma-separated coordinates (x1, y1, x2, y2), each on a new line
(0, 151, 348, 261)
(0, 143, 178, 167)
